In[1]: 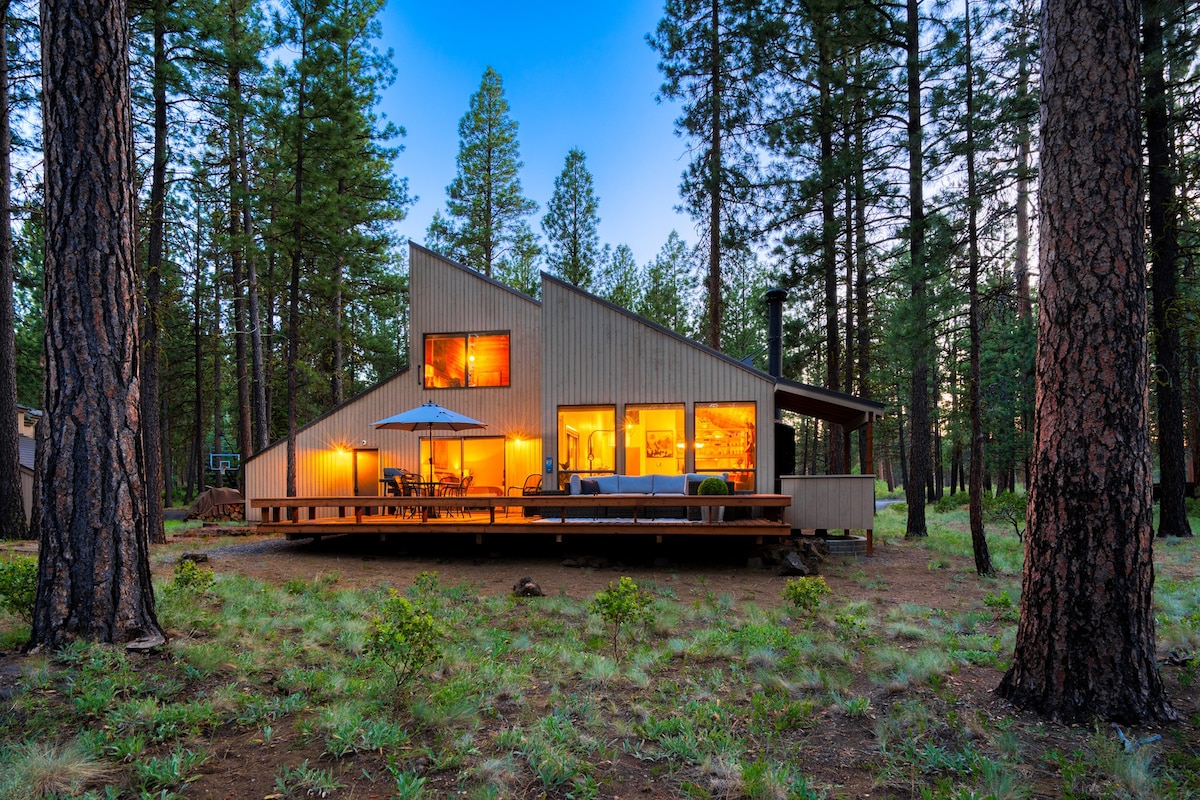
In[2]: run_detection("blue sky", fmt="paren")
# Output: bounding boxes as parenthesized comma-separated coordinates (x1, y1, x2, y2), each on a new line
(377, 1, 694, 267)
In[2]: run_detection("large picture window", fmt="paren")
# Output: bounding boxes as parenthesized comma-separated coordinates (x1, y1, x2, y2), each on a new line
(694, 402, 756, 490)
(625, 404, 685, 476)
(423, 332, 510, 388)
(557, 406, 616, 483)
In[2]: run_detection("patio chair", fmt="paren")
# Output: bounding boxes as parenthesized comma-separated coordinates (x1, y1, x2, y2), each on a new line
(445, 475, 474, 518)
(506, 473, 542, 517)
(438, 475, 465, 517)
(397, 472, 422, 518)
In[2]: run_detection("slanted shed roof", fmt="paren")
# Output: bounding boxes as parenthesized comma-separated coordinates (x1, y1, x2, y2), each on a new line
(774, 378, 884, 432)
(543, 272, 885, 432)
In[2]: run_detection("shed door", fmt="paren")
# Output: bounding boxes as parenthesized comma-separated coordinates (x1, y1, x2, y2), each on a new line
(354, 449, 380, 497)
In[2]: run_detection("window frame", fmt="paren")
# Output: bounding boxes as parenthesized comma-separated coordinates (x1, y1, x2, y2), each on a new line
(422, 331, 511, 389)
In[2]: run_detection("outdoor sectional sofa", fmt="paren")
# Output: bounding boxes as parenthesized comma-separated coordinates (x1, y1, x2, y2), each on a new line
(565, 472, 735, 520)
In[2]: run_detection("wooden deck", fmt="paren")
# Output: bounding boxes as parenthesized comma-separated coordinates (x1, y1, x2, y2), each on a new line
(251, 494, 792, 542)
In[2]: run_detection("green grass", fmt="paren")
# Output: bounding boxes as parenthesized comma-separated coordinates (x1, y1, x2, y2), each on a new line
(0, 508, 1197, 797)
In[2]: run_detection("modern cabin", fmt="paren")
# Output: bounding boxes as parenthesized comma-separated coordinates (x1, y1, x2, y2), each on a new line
(244, 243, 884, 537)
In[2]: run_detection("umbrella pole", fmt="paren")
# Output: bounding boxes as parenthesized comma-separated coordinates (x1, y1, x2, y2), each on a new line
(427, 426, 434, 484)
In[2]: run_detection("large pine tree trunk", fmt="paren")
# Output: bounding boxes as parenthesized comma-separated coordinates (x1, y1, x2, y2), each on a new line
(1145, 0, 1191, 538)
(0, 3, 28, 540)
(996, 0, 1172, 723)
(33, 0, 164, 649)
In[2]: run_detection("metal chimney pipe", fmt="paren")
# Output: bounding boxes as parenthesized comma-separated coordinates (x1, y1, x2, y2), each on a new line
(765, 287, 788, 379)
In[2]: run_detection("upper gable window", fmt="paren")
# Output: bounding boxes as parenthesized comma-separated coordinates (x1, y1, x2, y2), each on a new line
(423, 332, 510, 388)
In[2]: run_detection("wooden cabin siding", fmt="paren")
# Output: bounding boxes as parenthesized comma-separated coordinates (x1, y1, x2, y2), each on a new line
(540, 278, 776, 492)
(780, 474, 875, 531)
(19, 468, 31, 524)
(408, 245, 542, 442)
(245, 245, 543, 520)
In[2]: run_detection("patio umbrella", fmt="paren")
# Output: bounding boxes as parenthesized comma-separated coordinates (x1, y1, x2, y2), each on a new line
(372, 401, 487, 483)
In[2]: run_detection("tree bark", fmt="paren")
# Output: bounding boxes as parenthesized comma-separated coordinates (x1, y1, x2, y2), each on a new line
(286, 19, 308, 498)
(996, 0, 1172, 723)
(904, 0, 929, 539)
(706, 0, 722, 351)
(33, 0, 164, 649)
(229, 79, 252, 468)
(0, 1, 28, 540)
(1144, 0, 1191, 538)
(964, 0, 992, 576)
(141, 0, 168, 544)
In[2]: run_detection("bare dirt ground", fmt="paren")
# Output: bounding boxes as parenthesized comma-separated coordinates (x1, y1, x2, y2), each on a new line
(160, 529, 970, 612)
(4, 527, 1197, 799)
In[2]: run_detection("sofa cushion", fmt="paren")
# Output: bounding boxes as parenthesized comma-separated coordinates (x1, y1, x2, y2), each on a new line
(580, 478, 600, 495)
(652, 474, 687, 495)
(592, 474, 621, 494)
(618, 474, 655, 494)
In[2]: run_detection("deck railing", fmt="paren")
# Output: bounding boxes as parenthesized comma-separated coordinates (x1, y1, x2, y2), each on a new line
(250, 493, 790, 526)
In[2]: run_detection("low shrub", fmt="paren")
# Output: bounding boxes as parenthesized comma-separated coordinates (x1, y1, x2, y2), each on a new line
(366, 590, 445, 692)
(984, 491, 1027, 539)
(782, 576, 831, 617)
(166, 558, 215, 597)
(589, 576, 654, 658)
(0, 555, 37, 622)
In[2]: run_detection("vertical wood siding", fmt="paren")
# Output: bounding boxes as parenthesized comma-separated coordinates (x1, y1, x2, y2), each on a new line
(245, 245, 542, 519)
(540, 278, 777, 492)
(780, 475, 876, 530)
(245, 247, 794, 520)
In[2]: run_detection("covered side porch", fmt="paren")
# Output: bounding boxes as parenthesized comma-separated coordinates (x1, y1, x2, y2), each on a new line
(773, 380, 884, 554)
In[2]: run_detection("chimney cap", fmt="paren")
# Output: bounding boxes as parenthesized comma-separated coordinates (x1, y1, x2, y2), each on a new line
(765, 287, 788, 302)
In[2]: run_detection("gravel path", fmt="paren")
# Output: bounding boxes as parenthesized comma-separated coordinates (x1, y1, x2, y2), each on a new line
(177, 536, 306, 558)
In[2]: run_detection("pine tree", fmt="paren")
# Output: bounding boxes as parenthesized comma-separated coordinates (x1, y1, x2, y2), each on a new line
(0, 0, 26, 539)
(637, 231, 697, 336)
(596, 243, 642, 310)
(719, 249, 768, 362)
(649, 0, 762, 350)
(34, 0, 165, 648)
(997, 0, 1174, 723)
(542, 148, 600, 290)
(1145, 0, 1192, 538)
(428, 66, 538, 281)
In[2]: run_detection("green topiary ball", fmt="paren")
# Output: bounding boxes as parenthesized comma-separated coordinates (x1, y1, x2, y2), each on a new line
(697, 477, 729, 495)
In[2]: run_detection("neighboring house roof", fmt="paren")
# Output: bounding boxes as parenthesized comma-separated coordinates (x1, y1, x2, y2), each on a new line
(19, 434, 34, 471)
